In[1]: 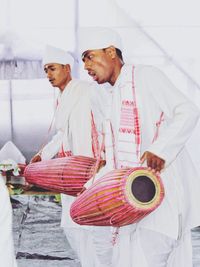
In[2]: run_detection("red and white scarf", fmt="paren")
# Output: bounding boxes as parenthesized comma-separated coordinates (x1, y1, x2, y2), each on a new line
(105, 65, 164, 170)
(105, 66, 141, 169)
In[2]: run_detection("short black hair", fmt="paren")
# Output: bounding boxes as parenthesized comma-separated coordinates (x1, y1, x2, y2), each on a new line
(115, 48, 123, 61)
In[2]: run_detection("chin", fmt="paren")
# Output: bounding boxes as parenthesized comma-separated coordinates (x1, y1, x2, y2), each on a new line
(96, 79, 104, 84)
(51, 83, 57, 87)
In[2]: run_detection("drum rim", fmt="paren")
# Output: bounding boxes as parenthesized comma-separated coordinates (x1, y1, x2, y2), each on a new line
(125, 168, 164, 209)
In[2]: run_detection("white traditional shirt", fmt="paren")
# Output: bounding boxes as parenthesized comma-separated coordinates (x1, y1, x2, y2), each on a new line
(103, 64, 200, 237)
(41, 79, 93, 161)
(39, 79, 107, 229)
(102, 64, 200, 267)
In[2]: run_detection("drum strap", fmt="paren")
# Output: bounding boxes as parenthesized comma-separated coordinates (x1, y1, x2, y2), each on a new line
(91, 111, 100, 159)
(152, 111, 164, 143)
(90, 123, 106, 184)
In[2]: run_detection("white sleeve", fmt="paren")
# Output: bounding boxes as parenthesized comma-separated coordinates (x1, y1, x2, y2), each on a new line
(69, 92, 93, 157)
(89, 83, 110, 131)
(40, 130, 64, 160)
(143, 66, 200, 166)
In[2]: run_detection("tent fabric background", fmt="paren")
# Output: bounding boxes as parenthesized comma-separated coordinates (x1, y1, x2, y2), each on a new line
(0, 0, 199, 164)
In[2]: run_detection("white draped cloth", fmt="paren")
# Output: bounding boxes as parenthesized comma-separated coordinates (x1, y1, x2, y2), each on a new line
(0, 141, 26, 164)
(0, 141, 27, 267)
(0, 174, 17, 267)
(94, 64, 200, 267)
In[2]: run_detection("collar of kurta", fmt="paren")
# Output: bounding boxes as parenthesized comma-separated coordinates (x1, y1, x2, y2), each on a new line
(113, 64, 133, 90)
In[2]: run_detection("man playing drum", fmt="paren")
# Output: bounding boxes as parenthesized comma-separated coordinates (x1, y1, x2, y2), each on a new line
(79, 27, 200, 267)
(30, 45, 107, 267)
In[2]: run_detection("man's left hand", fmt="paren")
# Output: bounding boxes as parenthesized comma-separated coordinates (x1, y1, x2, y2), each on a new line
(140, 151, 165, 173)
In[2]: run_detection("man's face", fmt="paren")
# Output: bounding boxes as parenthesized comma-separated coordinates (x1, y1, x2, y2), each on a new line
(44, 63, 69, 90)
(82, 49, 115, 85)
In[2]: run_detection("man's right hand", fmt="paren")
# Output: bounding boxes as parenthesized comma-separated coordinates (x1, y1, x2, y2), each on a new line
(30, 154, 42, 163)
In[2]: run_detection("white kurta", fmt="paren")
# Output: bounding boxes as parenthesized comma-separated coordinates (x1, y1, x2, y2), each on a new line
(40, 78, 107, 266)
(0, 174, 17, 267)
(100, 64, 200, 267)
(41, 79, 93, 161)
(133, 64, 200, 236)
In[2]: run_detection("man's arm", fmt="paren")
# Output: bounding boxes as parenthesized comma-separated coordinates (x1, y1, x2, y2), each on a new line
(30, 153, 41, 163)
(141, 66, 200, 168)
(30, 130, 64, 163)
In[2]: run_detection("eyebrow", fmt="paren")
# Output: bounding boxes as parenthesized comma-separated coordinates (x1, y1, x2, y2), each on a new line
(82, 51, 90, 62)
(44, 64, 54, 71)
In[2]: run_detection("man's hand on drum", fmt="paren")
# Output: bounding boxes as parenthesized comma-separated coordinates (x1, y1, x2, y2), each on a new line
(140, 151, 165, 173)
(30, 154, 42, 163)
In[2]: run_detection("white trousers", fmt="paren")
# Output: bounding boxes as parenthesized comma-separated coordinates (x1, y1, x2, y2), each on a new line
(85, 225, 192, 267)
(112, 227, 192, 267)
(0, 175, 17, 267)
(64, 225, 192, 267)
(63, 227, 112, 267)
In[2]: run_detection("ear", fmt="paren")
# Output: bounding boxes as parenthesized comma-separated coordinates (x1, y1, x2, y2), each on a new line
(105, 46, 117, 59)
(64, 64, 71, 72)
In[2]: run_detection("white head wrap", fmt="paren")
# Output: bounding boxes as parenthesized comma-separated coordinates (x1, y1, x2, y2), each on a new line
(79, 27, 123, 55)
(43, 45, 74, 68)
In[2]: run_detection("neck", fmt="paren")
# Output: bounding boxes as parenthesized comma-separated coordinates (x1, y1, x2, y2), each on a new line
(110, 61, 124, 86)
(59, 76, 72, 92)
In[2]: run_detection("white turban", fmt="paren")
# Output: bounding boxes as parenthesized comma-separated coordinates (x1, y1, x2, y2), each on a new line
(43, 45, 74, 68)
(78, 27, 123, 55)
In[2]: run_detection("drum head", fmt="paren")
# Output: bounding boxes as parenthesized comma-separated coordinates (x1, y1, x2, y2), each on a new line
(125, 168, 162, 209)
(131, 175, 156, 203)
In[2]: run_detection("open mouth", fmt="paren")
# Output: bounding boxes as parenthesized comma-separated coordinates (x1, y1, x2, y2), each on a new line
(88, 71, 98, 81)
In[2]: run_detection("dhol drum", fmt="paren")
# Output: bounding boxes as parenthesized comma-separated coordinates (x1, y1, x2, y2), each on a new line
(70, 167, 165, 227)
(24, 156, 105, 196)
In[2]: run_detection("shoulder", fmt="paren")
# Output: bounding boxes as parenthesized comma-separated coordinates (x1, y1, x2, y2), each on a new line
(121, 64, 164, 82)
(134, 65, 171, 88)
(67, 79, 93, 98)
(72, 78, 92, 88)
(135, 64, 163, 76)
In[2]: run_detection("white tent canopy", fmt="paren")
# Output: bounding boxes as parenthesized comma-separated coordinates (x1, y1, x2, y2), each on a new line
(0, 0, 199, 163)
(0, 31, 44, 80)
